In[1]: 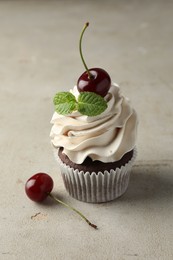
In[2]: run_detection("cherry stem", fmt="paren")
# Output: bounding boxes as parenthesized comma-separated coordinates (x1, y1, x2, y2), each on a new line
(79, 22, 93, 79)
(48, 193, 97, 230)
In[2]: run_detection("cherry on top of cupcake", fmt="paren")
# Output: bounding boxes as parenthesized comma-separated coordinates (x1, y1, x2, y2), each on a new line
(77, 22, 111, 98)
(53, 22, 111, 117)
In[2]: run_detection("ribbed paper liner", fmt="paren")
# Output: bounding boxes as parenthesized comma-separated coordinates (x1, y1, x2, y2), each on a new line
(54, 148, 137, 203)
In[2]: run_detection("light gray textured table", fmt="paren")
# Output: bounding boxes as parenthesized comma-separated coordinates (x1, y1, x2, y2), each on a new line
(1, 1, 173, 259)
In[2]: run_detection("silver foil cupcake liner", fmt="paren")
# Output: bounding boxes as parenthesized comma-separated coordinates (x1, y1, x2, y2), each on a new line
(54, 148, 137, 203)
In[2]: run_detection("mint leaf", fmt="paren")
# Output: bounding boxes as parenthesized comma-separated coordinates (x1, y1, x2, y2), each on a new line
(53, 92, 77, 115)
(77, 92, 107, 116)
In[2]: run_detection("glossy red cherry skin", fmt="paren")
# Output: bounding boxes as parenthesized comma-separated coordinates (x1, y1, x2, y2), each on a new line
(77, 68, 111, 97)
(25, 173, 54, 202)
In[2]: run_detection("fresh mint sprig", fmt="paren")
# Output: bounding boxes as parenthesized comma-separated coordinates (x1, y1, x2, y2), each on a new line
(53, 91, 107, 116)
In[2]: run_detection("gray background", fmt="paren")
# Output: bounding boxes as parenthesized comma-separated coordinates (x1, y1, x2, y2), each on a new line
(0, 0, 173, 259)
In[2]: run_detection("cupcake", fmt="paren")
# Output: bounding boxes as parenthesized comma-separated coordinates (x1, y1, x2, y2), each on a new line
(50, 23, 138, 203)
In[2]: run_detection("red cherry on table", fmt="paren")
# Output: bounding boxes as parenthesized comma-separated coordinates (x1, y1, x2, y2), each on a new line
(77, 67, 111, 97)
(25, 173, 53, 202)
(25, 173, 97, 229)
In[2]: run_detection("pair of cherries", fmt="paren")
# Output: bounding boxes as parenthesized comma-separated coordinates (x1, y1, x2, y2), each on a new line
(25, 23, 111, 229)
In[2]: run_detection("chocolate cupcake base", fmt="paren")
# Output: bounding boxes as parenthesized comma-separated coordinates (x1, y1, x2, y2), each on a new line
(54, 148, 137, 203)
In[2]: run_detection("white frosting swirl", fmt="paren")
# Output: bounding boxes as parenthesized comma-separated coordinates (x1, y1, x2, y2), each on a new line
(50, 83, 138, 164)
